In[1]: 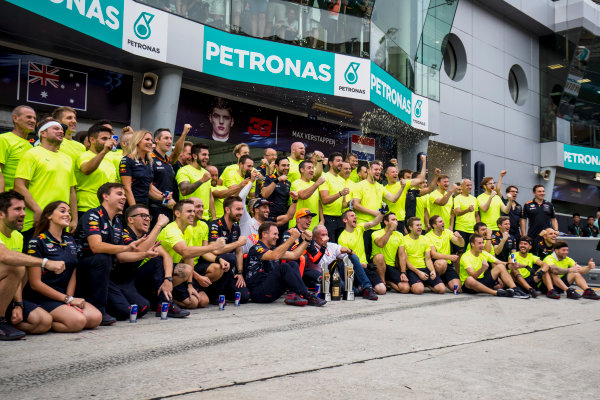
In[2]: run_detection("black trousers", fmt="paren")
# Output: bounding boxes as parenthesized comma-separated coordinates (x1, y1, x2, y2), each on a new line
(76, 253, 113, 313)
(323, 214, 343, 243)
(107, 280, 151, 320)
(249, 261, 309, 303)
(197, 252, 250, 304)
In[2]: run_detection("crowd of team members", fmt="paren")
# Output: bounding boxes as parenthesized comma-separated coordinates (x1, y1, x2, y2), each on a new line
(0, 103, 598, 342)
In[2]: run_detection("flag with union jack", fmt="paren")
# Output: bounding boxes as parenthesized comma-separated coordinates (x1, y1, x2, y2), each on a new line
(26, 62, 88, 111)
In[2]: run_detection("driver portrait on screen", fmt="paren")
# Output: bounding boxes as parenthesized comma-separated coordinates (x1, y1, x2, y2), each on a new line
(209, 97, 235, 142)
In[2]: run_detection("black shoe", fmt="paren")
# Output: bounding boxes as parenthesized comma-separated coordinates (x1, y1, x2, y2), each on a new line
(505, 288, 516, 297)
(582, 288, 600, 300)
(528, 287, 539, 298)
(101, 312, 116, 326)
(307, 293, 326, 307)
(496, 289, 512, 297)
(566, 288, 582, 300)
(362, 287, 378, 301)
(511, 287, 530, 299)
(546, 289, 560, 299)
(0, 319, 25, 341)
(155, 302, 190, 318)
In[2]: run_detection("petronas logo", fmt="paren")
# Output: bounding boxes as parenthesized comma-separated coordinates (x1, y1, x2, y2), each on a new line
(134, 12, 155, 40)
(344, 62, 360, 85)
(414, 100, 423, 118)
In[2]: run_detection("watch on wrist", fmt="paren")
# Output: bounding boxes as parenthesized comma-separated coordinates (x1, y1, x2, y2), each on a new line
(13, 301, 24, 308)
(164, 276, 173, 282)
(64, 295, 74, 304)
(187, 281, 193, 286)
(41, 257, 48, 274)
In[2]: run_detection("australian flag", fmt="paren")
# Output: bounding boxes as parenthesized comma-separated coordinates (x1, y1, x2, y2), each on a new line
(27, 62, 88, 111)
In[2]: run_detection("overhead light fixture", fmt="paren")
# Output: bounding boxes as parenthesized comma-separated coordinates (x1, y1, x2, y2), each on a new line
(595, 173, 600, 181)
(312, 103, 353, 119)
(548, 64, 564, 69)
(577, 78, 591, 83)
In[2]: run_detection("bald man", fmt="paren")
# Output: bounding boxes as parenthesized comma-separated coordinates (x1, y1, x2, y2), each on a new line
(287, 142, 305, 183)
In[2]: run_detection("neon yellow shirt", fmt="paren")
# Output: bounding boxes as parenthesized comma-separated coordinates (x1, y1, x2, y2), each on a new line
(403, 234, 430, 270)
(158, 222, 190, 264)
(0, 230, 23, 252)
(59, 138, 86, 164)
(371, 228, 403, 266)
(459, 250, 497, 283)
(343, 179, 358, 212)
(287, 156, 302, 184)
(477, 193, 503, 229)
(290, 178, 321, 230)
(221, 167, 256, 193)
(543, 253, 576, 278)
(425, 229, 453, 264)
(453, 194, 478, 233)
(176, 165, 212, 219)
(349, 168, 359, 183)
(0, 132, 33, 190)
(428, 189, 453, 228)
(220, 163, 237, 180)
(15, 147, 76, 231)
(184, 221, 209, 265)
(416, 194, 429, 228)
(105, 150, 123, 183)
(354, 179, 390, 228)
(75, 151, 118, 212)
(386, 179, 410, 221)
(321, 171, 346, 217)
(211, 185, 227, 219)
(515, 252, 540, 279)
(338, 223, 367, 264)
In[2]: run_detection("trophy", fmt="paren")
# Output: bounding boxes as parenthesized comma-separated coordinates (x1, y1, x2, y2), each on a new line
(322, 264, 331, 302)
(343, 255, 354, 300)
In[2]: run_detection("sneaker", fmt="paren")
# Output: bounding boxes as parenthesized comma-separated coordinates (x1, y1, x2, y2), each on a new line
(582, 288, 600, 300)
(528, 287, 539, 298)
(496, 288, 512, 297)
(546, 289, 561, 299)
(307, 293, 327, 307)
(362, 287, 378, 301)
(155, 303, 190, 318)
(284, 293, 308, 307)
(0, 319, 25, 341)
(100, 312, 116, 326)
(566, 288, 582, 300)
(511, 287, 530, 299)
(505, 288, 516, 297)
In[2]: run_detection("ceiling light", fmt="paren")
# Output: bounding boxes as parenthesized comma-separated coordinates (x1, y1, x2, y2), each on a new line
(548, 64, 564, 69)
(577, 78, 591, 83)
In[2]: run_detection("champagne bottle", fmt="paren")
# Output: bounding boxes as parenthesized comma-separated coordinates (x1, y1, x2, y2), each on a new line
(331, 263, 342, 301)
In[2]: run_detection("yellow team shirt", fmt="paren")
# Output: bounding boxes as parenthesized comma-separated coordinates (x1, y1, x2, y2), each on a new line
(211, 185, 227, 219)
(403, 234, 430, 270)
(514, 252, 540, 279)
(220, 163, 237, 180)
(425, 229, 453, 264)
(543, 253, 576, 278)
(349, 168, 359, 183)
(453, 194, 479, 233)
(105, 150, 124, 183)
(416, 194, 429, 228)
(459, 250, 497, 283)
(15, 147, 76, 231)
(75, 151, 118, 212)
(0, 230, 23, 252)
(0, 132, 33, 191)
(321, 171, 346, 217)
(221, 167, 256, 194)
(371, 228, 403, 266)
(287, 157, 302, 184)
(158, 222, 191, 264)
(59, 138, 86, 164)
(386, 179, 411, 221)
(338, 223, 367, 264)
(184, 221, 209, 265)
(354, 180, 390, 229)
(344, 179, 358, 212)
(176, 165, 212, 220)
(428, 190, 453, 229)
(477, 193, 503, 229)
(290, 178, 321, 230)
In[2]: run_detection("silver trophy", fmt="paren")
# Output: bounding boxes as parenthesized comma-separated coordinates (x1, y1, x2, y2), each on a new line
(322, 264, 331, 302)
(343, 255, 354, 300)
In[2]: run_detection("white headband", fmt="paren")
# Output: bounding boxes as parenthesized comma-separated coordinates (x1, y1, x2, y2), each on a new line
(37, 121, 62, 138)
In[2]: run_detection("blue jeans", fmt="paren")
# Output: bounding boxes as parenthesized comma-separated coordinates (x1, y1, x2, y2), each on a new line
(346, 254, 372, 292)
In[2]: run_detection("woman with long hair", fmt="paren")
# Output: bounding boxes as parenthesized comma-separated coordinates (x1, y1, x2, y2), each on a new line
(119, 130, 167, 208)
(24, 201, 102, 332)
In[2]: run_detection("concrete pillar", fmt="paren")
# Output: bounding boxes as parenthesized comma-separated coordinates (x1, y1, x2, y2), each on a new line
(140, 68, 183, 132)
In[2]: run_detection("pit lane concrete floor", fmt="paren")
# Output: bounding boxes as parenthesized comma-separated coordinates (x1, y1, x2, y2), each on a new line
(1, 290, 598, 400)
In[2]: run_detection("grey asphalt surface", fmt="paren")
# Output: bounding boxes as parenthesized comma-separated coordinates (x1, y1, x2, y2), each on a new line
(1, 290, 598, 400)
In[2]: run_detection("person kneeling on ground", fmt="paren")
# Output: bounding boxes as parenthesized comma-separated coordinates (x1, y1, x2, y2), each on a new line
(510, 236, 550, 299)
(245, 221, 325, 306)
(371, 212, 410, 294)
(426, 215, 464, 293)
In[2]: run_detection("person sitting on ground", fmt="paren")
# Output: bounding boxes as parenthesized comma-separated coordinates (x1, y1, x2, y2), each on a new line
(403, 217, 447, 295)
(491, 216, 517, 263)
(337, 210, 387, 295)
(460, 234, 528, 298)
(540, 241, 600, 300)
(158, 200, 226, 309)
(533, 228, 557, 259)
(426, 215, 464, 293)
(245, 221, 326, 306)
(510, 236, 551, 299)
(25, 201, 102, 332)
(371, 212, 409, 294)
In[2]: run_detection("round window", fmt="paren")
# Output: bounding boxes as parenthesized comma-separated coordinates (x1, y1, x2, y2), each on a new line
(508, 64, 528, 105)
(442, 33, 467, 82)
